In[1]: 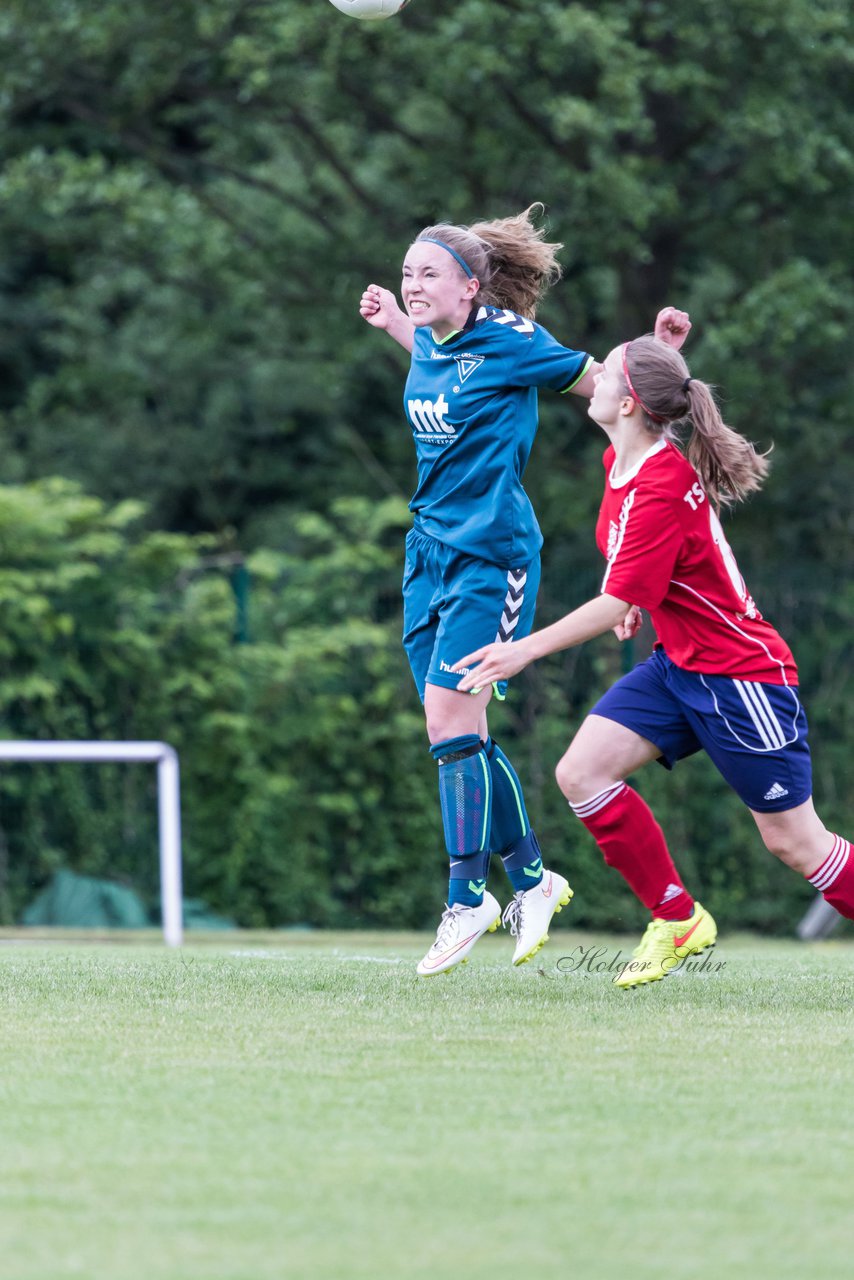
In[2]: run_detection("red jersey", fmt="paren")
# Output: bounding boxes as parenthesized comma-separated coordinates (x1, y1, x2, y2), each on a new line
(596, 441, 797, 685)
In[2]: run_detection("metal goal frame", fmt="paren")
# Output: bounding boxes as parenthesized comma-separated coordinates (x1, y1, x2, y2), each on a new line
(0, 741, 183, 946)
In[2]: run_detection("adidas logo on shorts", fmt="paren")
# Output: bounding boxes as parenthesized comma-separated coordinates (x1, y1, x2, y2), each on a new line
(763, 782, 789, 801)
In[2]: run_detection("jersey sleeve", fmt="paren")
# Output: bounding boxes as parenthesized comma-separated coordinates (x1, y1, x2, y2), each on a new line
(600, 489, 684, 609)
(505, 320, 593, 393)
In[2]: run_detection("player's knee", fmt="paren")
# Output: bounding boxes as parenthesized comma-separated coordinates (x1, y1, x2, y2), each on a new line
(555, 750, 588, 803)
(556, 746, 619, 806)
(763, 833, 813, 874)
(759, 826, 824, 875)
(425, 703, 482, 744)
(554, 753, 571, 799)
(425, 708, 455, 743)
(753, 799, 831, 875)
(760, 828, 788, 860)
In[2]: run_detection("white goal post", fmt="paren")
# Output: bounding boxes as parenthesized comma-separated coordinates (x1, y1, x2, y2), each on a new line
(0, 741, 183, 947)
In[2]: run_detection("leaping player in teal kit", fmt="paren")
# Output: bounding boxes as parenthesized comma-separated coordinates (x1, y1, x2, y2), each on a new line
(360, 205, 690, 976)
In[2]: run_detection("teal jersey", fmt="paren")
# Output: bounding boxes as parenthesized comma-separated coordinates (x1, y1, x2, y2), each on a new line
(404, 304, 592, 566)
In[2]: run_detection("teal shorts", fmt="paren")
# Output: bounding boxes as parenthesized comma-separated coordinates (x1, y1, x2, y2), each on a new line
(402, 528, 541, 702)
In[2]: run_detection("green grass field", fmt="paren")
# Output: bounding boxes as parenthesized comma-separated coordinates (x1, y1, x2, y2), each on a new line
(1, 927, 852, 1280)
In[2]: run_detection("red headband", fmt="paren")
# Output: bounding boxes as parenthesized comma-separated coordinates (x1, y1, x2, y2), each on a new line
(621, 343, 667, 423)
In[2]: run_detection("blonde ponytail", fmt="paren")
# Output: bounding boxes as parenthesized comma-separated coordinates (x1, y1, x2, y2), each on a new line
(416, 204, 562, 319)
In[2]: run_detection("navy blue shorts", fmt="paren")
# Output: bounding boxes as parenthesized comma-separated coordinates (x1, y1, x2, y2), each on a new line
(402, 528, 540, 701)
(591, 648, 812, 813)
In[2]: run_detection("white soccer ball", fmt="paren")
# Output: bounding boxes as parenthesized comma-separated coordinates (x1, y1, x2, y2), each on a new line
(327, 0, 412, 20)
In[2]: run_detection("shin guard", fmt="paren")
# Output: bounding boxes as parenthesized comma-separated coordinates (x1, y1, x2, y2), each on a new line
(431, 735, 491, 907)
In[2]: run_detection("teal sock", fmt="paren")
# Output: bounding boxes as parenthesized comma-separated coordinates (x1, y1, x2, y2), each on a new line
(484, 739, 542, 891)
(501, 830, 544, 893)
(448, 857, 490, 908)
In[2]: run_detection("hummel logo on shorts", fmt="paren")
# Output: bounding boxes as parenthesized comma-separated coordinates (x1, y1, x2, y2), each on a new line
(763, 781, 789, 801)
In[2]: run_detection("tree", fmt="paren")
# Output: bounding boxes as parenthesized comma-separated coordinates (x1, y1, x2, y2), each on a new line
(0, 0, 849, 543)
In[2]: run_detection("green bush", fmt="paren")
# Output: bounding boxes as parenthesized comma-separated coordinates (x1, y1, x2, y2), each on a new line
(1, 478, 848, 935)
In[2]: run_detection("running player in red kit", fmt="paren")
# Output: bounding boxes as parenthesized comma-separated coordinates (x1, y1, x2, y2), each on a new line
(454, 334, 853, 987)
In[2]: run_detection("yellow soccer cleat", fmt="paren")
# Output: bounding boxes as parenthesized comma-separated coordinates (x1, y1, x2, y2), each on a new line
(614, 901, 717, 989)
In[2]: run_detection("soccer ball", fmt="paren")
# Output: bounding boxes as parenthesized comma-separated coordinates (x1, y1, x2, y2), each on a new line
(327, 0, 412, 20)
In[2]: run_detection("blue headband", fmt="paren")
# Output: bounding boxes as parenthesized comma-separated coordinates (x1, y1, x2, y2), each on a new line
(418, 237, 476, 279)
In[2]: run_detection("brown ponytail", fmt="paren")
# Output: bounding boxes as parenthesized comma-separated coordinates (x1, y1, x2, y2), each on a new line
(415, 204, 562, 320)
(622, 336, 770, 508)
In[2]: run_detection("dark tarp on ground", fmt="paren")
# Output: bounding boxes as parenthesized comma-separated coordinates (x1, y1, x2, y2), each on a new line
(21, 870, 237, 930)
(21, 868, 150, 928)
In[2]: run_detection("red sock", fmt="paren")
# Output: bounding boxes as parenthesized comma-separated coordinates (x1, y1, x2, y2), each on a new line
(570, 782, 694, 920)
(808, 835, 854, 920)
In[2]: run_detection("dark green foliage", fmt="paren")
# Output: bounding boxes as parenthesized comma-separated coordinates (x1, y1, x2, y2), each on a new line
(0, 1, 850, 930)
(0, 484, 445, 926)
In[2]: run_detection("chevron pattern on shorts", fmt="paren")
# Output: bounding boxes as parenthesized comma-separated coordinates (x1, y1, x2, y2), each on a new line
(494, 569, 527, 643)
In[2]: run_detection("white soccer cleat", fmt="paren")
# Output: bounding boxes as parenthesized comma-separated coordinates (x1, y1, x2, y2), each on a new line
(503, 869, 573, 966)
(416, 892, 502, 976)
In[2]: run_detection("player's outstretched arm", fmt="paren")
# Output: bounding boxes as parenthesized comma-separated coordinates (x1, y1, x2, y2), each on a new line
(567, 307, 692, 400)
(453, 593, 632, 692)
(567, 362, 601, 398)
(359, 284, 415, 353)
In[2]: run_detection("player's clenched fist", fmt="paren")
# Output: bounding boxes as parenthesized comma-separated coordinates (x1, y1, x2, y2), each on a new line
(653, 307, 692, 351)
(359, 283, 415, 351)
(359, 283, 398, 328)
